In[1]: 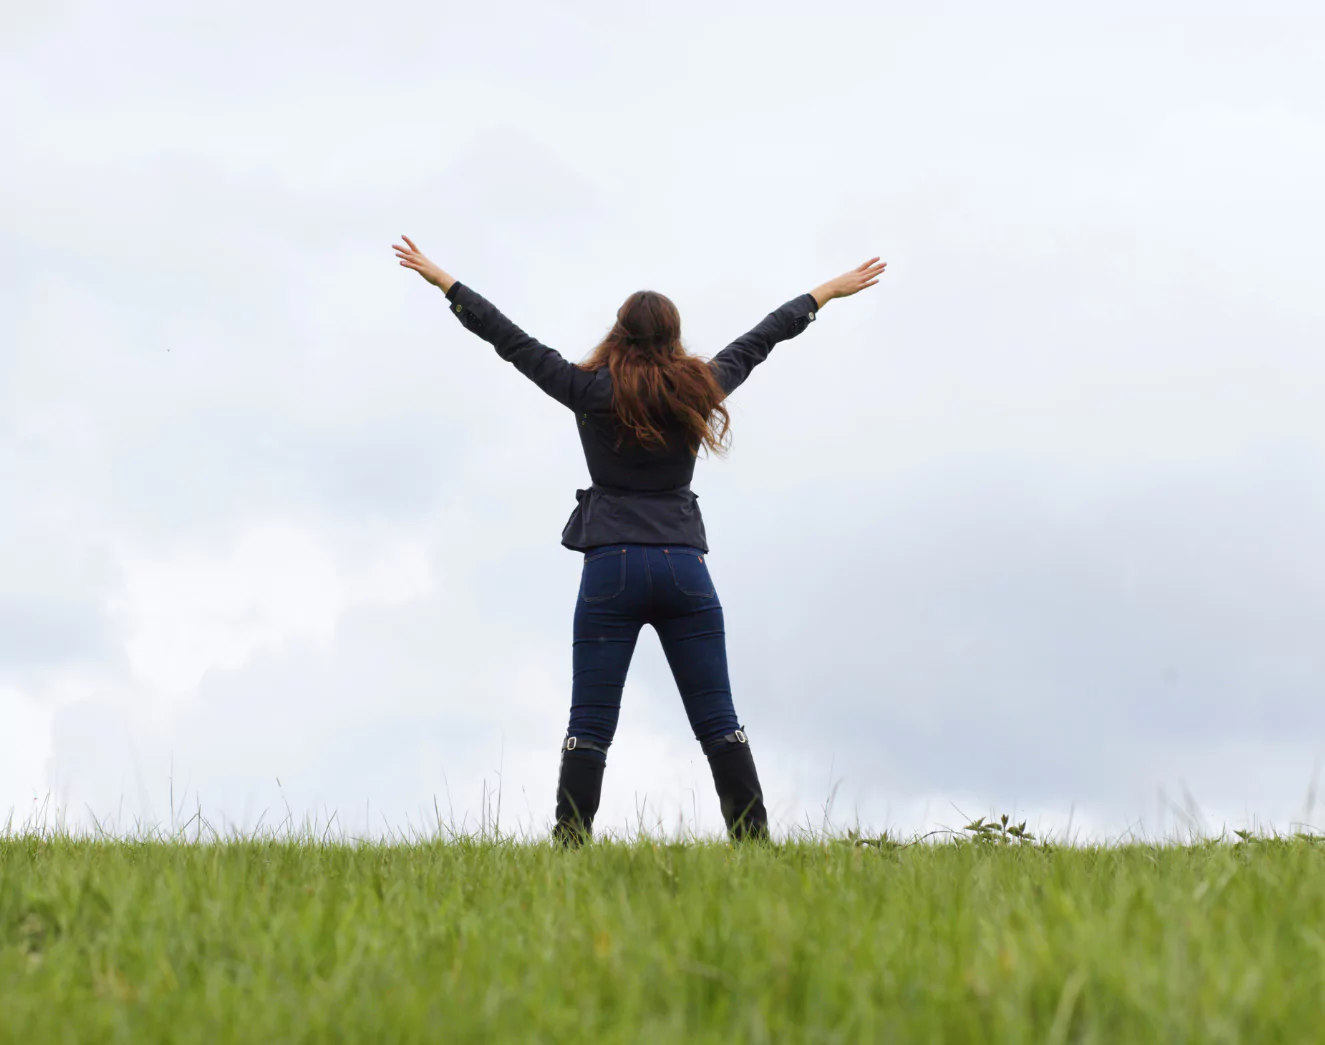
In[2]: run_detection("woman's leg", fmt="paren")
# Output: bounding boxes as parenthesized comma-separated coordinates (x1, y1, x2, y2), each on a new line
(649, 546, 768, 840)
(556, 546, 646, 844)
(567, 573, 646, 756)
(652, 599, 741, 750)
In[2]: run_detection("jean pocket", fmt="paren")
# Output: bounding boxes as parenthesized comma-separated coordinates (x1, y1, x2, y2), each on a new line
(580, 547, 627, 602)
(664, 548, 715, 598)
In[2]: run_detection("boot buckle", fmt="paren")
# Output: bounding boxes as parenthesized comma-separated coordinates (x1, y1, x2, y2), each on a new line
(562, 735, 608, 755)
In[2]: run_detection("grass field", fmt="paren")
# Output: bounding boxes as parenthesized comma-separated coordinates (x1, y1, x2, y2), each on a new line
(3, 831, 1324, 1043)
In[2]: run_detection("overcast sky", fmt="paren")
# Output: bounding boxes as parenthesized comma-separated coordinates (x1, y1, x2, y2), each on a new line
(4, 2, 1323, 841)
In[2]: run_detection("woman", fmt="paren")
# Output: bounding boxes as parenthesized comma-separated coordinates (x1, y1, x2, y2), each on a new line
(393, 235, 886, 844)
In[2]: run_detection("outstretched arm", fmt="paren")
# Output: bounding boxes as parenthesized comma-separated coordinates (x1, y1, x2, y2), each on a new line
(710, 257, 887, 396)
(393, 235, 595, 412)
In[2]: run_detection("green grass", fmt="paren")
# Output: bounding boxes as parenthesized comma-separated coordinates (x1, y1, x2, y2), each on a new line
(3, 833, 1324, 1043)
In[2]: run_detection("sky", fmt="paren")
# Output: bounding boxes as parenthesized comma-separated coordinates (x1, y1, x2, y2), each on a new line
(3, 1, 1324, 842)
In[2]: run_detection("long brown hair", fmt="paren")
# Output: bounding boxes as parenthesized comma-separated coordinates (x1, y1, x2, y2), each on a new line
(578, 290, 730, 457)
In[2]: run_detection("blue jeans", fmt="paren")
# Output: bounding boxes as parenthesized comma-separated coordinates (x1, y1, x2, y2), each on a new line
(567, 544, 743, 763)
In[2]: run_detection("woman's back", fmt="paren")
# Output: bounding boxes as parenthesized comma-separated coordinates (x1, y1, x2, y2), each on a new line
(574, 369, 699, 492)
(433, 277, 823, 550)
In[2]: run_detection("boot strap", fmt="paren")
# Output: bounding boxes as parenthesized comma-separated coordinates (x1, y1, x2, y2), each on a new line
(562, 735, 608, 754)
(704, 729, 748, 756)
(565, 733, 744, 755)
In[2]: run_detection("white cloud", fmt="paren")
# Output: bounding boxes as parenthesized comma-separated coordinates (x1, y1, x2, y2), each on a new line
(108, 519, 433, 698)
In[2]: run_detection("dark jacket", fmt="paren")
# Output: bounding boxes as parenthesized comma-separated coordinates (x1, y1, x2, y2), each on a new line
(444, 281, 819, 552)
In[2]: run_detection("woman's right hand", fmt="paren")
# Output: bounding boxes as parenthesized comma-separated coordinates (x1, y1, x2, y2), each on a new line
(812, 257, 887, 309)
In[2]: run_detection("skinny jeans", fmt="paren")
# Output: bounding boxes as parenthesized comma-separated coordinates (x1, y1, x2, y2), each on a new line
(567, 544, 743, 763)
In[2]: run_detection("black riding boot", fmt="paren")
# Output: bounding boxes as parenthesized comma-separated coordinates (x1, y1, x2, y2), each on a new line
(553, 737, 606, 847)
(706, 730, 769, 842)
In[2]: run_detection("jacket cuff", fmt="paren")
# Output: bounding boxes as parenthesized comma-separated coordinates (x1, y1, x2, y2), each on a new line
(446, 281, 482, 319)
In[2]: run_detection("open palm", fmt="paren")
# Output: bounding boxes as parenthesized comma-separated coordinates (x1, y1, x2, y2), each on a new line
(832, 257, 887, 298)
(393, 235, 455, 293)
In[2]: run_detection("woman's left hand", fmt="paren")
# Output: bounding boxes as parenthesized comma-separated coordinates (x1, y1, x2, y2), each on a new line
(393, 235, 455, 293)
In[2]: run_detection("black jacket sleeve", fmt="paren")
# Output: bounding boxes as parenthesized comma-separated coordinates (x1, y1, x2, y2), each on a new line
(444, 282, 596, 411)
(708, 293, 819, 396)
